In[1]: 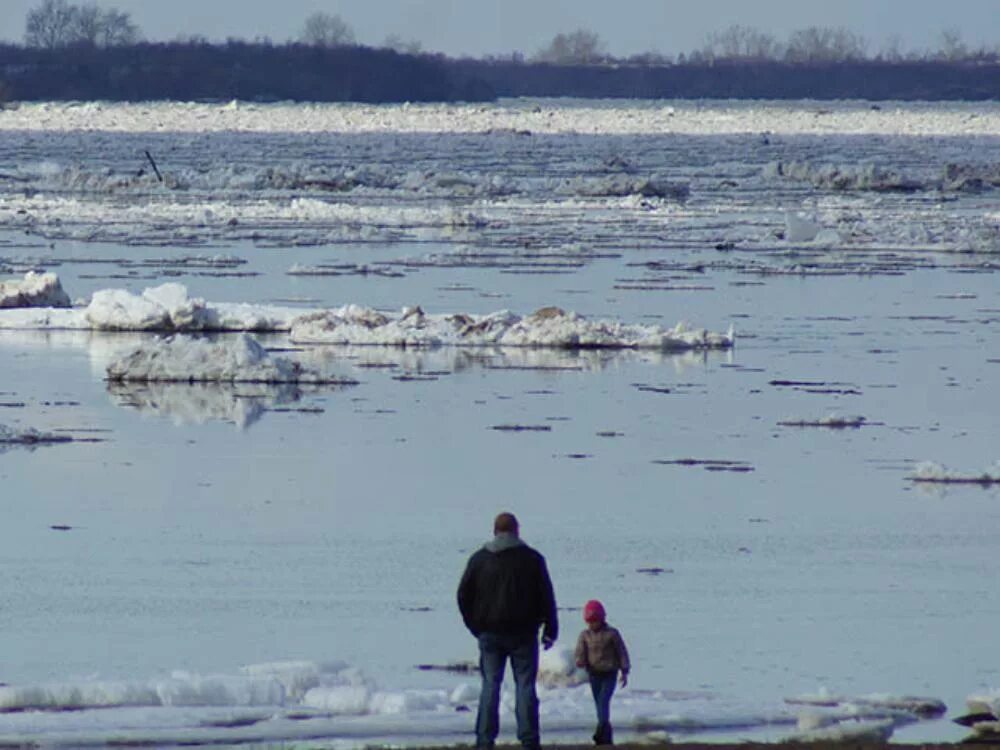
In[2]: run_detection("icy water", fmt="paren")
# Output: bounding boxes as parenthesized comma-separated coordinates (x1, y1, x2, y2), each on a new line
(0, 99, 999, 748)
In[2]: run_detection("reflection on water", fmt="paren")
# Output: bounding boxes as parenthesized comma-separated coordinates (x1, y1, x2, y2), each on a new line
(299, 341, 734, 375)
(101, 342, 731, 428)
(106, 381, 324, 429)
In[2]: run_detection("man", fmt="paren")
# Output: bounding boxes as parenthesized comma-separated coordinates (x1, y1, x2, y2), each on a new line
(457, 512, 558, 750)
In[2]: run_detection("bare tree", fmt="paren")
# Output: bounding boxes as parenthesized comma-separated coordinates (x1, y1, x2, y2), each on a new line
(937, 28, 969, 60)
(24, 0, 139, 47)
(24, 0, 78, 48)
(73, 2, 102, 44)
(534, 29, 606, 64)
(382, 33, 423, 55)
(98, 8, 138, 46)
(300, 12, 356, 48)
(703, 25, 780, 60)
(880, 33, 905, 62)
(785, 26, 867, 62)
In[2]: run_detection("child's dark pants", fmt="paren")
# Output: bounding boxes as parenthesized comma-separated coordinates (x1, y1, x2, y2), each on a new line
(588, 670, 617, 745)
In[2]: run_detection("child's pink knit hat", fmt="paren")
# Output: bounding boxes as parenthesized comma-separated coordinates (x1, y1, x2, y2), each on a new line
(583, 599, 606, 623)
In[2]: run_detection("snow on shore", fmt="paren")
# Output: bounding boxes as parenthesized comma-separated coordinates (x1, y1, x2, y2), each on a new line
(0, 652, 950, 748)
(0, 275, 734, 352)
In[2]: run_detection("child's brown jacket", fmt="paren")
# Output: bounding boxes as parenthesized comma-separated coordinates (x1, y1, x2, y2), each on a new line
(574, 623, 631, 674)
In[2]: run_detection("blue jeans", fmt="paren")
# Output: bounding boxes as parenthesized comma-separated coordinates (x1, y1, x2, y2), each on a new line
(476, 631, 540, 750)
(589, 671, 617, 744)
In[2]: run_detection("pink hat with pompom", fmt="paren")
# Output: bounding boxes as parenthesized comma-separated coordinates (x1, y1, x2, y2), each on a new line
(583, 599, 606, 622)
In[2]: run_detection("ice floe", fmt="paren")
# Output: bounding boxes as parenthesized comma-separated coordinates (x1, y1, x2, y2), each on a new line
(2, 100, 997, 137)
(785, 691, 946, 717)
(0, 271, 70, 308)
(910, 460, 1000, 485)
(767, 159, 1000, 194)
(557, 174, 689, 200)
(777, 414, 869, 429)
(290, 304, 733, 350)
(963, 692, 1000, 717)
(786, 717, 896, 743)
(0, 279, 301, 332)
(105, 334, 353, 384)
(953, 693, 1000, 739)
(766, 161, 923, 192)
(85, 283, 302, 332)
(940, 163, 1000, 192)
(0, 423, 73, 449)
(0, 275, 734, 353)
(2, 100, 997, 260)
(783, 212, 826, 243)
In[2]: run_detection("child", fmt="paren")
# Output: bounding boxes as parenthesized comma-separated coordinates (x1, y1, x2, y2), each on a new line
(574, 599, 631, 746)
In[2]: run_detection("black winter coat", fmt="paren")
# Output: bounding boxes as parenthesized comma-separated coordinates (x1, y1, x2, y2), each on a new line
(457, 534, 558, 643)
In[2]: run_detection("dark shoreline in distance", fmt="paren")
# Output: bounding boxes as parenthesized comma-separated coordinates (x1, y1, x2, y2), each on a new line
(0, 42, 997, 103)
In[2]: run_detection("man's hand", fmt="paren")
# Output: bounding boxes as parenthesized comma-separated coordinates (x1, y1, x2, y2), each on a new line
(541, 635, 554, 650)
(619, 672, 628, 688)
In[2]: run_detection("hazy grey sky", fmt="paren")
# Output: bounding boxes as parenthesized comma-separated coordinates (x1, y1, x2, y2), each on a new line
(3, 0, 999, 56)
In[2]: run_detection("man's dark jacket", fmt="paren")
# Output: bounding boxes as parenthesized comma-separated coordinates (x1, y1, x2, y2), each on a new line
(457, 532, 558, 643)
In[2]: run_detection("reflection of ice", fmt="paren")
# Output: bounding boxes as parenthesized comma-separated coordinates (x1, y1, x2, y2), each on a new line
(301, 341, 732, 375)
(1, 324, 731, 385)
(107, 381, 312, 429)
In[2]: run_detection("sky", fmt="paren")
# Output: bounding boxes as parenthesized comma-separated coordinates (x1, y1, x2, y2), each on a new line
(2, 0, 999, 58)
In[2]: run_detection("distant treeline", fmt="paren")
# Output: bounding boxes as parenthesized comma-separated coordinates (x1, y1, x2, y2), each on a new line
(1, 42, 998, 102)
(459, 58, 1000, 101)
(0, 42, 491, 102)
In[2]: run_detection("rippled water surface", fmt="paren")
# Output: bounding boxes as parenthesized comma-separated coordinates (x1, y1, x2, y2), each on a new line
(0, 99, 998, 747)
